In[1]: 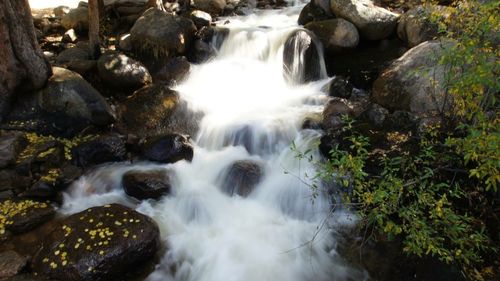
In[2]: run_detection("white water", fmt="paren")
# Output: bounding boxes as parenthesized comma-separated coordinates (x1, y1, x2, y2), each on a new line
(61, 6, 366, 281)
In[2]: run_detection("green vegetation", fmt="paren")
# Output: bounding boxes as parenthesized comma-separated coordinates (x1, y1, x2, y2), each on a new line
(302, 0, 499, 279)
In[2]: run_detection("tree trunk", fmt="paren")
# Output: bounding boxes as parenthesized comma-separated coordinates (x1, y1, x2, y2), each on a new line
(89, 0, 100, 59)
(148, 0, 166, 11)
(0, 0, 51, 119)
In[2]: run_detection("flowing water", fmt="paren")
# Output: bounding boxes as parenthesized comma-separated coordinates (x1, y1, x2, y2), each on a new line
(61, 5, 367, 281)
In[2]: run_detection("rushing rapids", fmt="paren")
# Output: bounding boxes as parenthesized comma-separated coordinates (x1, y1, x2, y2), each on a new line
(61, 5, 367, 281)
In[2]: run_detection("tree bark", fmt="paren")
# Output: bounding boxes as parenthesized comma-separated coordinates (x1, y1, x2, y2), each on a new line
(89, 0, 101, 59)
(148, 0, 166, 11)
(0, 0, 51, 119)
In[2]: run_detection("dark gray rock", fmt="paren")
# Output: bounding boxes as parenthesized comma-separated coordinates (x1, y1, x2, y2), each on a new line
(97, 52, 152, 93)
(72, 134, 127, 168)
(283, 29, 324, 84)
(0, 131, 27, 169)
(141, 134, 193, 164)
(220, 160, 264, 197)
(122, 169, 171, 200)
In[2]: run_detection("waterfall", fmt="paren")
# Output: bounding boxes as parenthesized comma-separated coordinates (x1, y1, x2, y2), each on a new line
(61, 6, 367, 281)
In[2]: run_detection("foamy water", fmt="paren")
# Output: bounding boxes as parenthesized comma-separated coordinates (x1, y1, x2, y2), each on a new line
(61, 6, 366, 281)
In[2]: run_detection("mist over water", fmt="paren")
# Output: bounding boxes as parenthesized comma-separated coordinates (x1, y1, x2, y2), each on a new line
(62, 5, 366, 281)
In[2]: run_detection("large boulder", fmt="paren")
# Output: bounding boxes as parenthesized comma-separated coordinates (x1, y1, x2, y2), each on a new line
(97, 52, 152, 93)
(397, 5, 452, 47)
(39, 67, 115, 130)
(130, 8, 197, 58)
(0, 200, 55, 236)
(141, 134, 193, 164)
(283, 29, 325, 84)
(32, 204, 160, 281)
(72, 134, 127, 168)
(122, 169, 171, 200)
(330, 0, 400, 40)
(298, 2, 330, 26)
(61, 5, 89, 31)
(305, 19, 359, 52)
(372, 40, 451, 115)
(121, 84, 201, 136)
(220, 160, 264, 197)
(153, 57, 191, 86)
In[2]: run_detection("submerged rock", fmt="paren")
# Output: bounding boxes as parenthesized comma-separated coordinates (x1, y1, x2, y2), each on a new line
(122, 169, 171, 200)
(372, 40, 452, 115)
(305, 18, 359, 52)
(97, 52, 152, 93)
(141, 134, 193, 164)
(72, 134, 127, 168)
(130, 8, 196, 58)
(32, 204, 160, 281)
(330, 0, 399, 40)
(220, 160, 264, 197)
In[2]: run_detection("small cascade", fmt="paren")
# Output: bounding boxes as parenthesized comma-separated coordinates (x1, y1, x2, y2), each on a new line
(61, 5, 367, 281)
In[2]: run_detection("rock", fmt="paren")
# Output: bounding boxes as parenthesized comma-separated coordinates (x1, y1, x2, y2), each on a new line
(97, 52, 152, 93)
(0, 170, 31, 193)
(397, 5, 452, 47)
(322, 97, 353, 131)
(32, 204, 160, 281)
(385, 110, 418, 130)
(0, 200, 55, 235)
(67, 60, 97, 76)
(0, 251, 28, 279)
(187, 40, 215, 64)
(39, 67, 115, 130)
(121, 84, 201, 136)
(372, 41, 452, 115)
(364, 103, 389, 127)
(4, 274, 49, 281)
(283, 29, 324, 84)
(153, 57, 190, 86)
(141, 134, 193, 164)
(118, 33, 132, 52)
(0, 131, 27, 169)
(190, 10, 212, 29)
(55, 47, 90, 65)
(122, 169, 171, 200)
(72, 134, 127, 168)
(62, 29, 78, 43)
(305, 18, 359, 52)
(323, 76, 353, 98)
(130, 8, 197, 58)
(61, 6, 89, 31)
(54, 6, 71, 18)
(21, 181, 58, 200)
(298, 2, 330, 26)
(330, 0, 400, 40)
(220, 160, 264, 197)
(193, 0, 226, 15)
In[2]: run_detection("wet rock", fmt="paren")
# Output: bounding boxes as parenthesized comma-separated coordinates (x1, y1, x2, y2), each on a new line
(305, 18, 359, 52)
(55, 47, 90, 65)
(153, 57, 190, 86)
(121, 84, 201, 136)
(61, 6, 89, 31)
(323, 76, 353, 98)
(364, 103, 389, 127)
(72, 134, 127, 168)
(190, 10, 212, 29)
(97, 52, 152, 93)
(193, 0, 226, 15)
(0, 200, 55, 235)
(66, 60, 97, 76)
(130, 8, 197, 58)
(122, 169, 171, 200)
(322, 97, 353, 131)
(372, 41, 452, 115)
(141, 134, 193, 164)
(187, 40, 215, 64)
(118, 33, 133, 52)
(21, 181, 58, 201)
(220, 160, 264, 197)
(0, 250, 28, 279)
(330, 0, 400, 40)
(298, 2, 330, 26)
(0, 131, 27, 169)
(32, 204, 160, 281)
(283, 29, 324, 83)
(398, 5, 452, 47)
(39, 67, 115, 130)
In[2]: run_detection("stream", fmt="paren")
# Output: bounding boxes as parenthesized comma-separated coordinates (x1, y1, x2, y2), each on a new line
(60, 4, 367, 281)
